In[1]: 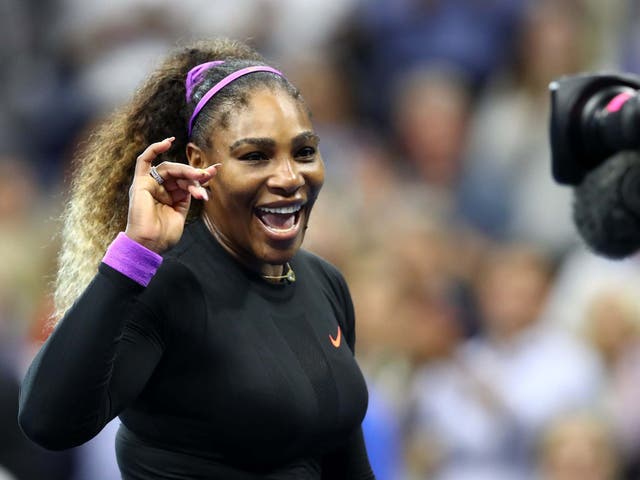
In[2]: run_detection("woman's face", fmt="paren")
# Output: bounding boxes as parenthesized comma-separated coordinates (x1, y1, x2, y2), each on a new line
(191, 87, 325, 273)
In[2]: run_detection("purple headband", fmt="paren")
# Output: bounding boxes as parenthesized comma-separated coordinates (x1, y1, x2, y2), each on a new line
(186, 61, 284, 137)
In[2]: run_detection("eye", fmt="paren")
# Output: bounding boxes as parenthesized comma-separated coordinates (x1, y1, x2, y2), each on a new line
(296, 146, 316, 160)
(240, 151, 268, 161)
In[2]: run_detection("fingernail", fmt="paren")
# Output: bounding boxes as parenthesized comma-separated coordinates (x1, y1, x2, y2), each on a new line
(165, 136, 175, 143)
(201, 188, 209, 201)
(211, 163, 222, 169)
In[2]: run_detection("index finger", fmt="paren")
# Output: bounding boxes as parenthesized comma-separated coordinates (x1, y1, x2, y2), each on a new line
(134, 137, 176, 177)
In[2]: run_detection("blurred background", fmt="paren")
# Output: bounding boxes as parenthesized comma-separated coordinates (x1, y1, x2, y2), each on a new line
(3, 0, 640, 478)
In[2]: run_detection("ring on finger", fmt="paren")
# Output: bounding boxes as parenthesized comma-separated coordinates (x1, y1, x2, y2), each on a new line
(149, 166, 165, 185)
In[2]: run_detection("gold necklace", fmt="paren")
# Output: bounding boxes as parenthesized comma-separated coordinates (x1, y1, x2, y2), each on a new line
(261, 263, 296, 283)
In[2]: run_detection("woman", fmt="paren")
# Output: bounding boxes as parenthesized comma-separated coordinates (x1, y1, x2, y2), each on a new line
(18, 38, 374, 479)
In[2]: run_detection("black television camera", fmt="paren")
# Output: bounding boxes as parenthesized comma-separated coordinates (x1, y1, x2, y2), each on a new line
(549, 72, 640, 258)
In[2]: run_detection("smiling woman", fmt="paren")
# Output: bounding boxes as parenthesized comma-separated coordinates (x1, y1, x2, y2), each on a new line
(17, 38, 374, 480)
(189, 89, 325, 274)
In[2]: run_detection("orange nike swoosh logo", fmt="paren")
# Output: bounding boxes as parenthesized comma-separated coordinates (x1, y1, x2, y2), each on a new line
(329, 326, 342, 348)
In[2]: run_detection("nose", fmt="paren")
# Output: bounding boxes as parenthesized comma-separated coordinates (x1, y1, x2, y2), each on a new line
(267, 157, 304, 195)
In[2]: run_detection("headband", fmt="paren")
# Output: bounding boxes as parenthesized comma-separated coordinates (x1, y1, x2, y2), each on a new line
(186, 61, 285, 137)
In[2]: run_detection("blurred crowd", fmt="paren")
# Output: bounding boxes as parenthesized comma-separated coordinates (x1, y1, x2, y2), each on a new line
(3, 0, 640, 479)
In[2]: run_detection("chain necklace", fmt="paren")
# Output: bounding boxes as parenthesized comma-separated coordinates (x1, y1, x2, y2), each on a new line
(261, 263, 296, 283)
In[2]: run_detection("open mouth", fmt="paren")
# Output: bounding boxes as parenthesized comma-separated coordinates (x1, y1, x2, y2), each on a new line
(255, 203, 304, 235)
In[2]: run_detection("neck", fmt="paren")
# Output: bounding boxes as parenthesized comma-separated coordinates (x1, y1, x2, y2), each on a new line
(201, 212, 286, 278)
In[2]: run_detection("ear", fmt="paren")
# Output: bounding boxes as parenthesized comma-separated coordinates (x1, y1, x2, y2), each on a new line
(186, 142, 207, 169)
(186, 142, 214, 187)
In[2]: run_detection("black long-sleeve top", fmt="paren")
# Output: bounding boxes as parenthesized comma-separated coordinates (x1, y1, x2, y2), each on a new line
(19, 219, 374, 479)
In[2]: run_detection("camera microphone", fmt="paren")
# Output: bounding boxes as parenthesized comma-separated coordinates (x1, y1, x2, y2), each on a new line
(573, 151, 640, 258)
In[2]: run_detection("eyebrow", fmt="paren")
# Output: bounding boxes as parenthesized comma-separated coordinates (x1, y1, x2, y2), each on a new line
(292, 131, 320, 148)
(229, 137, 276, 152)
(229, 131, 320, 153)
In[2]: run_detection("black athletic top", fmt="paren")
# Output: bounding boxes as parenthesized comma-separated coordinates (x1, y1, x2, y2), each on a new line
(19, 219, 374, 479)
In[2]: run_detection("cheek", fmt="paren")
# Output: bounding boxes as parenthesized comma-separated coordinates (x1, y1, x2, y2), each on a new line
(305, 160, 325, 198)
(211, 170, 255, 207)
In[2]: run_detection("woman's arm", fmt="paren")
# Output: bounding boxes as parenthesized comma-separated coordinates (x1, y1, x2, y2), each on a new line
(19, 139, 219, 451)
(18, 238, 165, 450)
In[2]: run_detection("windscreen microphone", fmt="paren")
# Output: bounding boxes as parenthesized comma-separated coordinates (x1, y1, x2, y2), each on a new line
(573, 151, 640, 258)
(550, 73, 640, 186)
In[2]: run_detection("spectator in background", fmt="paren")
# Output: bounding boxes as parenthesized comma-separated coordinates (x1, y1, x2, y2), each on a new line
(610, 1, 640, 74)
(541, 246, 640, 333)
(390, 65, 475, 221)
(581, 287, 640, 478)
(345, 248, 409, 480)
(50, 0, 360, 120)
(348, 212, 464, 397)
(0, 0, 92, 189)
(405, 242, 603, 480)
(576, 0, 631, 72)
(336, 0, 530, 128)
(0, 157, 76, 479)
(535, 412, 618, 480)
(458, 0, 597, 255)
(348, 215, 464, 480)
(0, 158, 58, 371)
(304, 62, 482, 277)
(393, 66, 472, 188)
(52, 0, 187, 113)
(361, 384, 405, 480)
(0, 0, 33, 154)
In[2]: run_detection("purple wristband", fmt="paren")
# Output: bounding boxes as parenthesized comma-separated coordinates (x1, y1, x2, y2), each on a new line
(102, 233, 163, 286)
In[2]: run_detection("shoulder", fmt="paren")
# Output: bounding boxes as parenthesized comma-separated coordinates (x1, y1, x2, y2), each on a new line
(153, 222, 210, 287)
(136, 254, 208, 340)
(161, 221, 198, 263)
(294, 249, 353, 308)
(140, 227, 205, 314)
(294, 249, 348, 290)
(140, 257, 204, 315)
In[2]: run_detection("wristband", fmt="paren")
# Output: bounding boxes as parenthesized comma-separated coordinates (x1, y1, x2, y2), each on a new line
(102, 233, 163, 286)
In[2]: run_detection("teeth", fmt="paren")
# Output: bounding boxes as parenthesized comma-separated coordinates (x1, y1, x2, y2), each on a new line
(259, 205, 302, 214)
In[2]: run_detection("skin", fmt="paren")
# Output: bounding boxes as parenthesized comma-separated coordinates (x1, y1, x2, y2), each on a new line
(187, 87, 325, 277)
(125, 86, 324, 280)
(125, 137, 216, 254)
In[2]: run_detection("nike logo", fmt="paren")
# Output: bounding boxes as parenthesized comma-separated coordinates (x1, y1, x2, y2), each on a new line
(329, 326, 342, 348)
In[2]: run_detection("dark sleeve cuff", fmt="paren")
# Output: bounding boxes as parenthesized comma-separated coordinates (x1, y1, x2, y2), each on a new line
(102, 233, 163, 286)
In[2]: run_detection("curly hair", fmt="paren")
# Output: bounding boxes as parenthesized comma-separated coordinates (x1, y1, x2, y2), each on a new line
(54, 38, 303, 321)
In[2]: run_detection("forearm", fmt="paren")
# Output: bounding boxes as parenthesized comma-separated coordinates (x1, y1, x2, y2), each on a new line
(18, 234, 162, 450)
(18, 266, 143, 449)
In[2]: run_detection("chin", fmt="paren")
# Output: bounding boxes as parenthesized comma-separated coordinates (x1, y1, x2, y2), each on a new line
(258, 237, 304, 266)
(260, 247, 299, 266)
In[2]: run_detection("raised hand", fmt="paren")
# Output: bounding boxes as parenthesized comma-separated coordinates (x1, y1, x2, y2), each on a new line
(125, 137, 219, 253)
